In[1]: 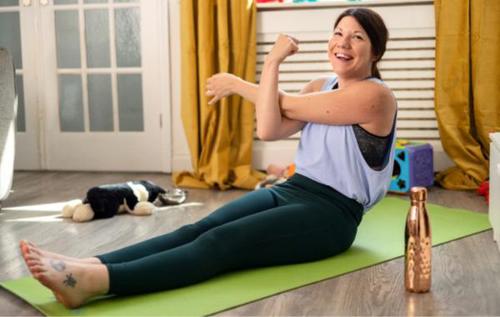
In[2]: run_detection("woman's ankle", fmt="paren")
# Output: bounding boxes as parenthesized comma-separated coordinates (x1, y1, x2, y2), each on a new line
(86, 264, 110, 296)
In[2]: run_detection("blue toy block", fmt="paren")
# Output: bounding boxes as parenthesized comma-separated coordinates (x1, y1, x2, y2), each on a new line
(390, 140, 434, 193)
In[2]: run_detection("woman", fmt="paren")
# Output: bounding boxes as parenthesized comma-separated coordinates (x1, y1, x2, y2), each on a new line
(20, 7, 396, 309)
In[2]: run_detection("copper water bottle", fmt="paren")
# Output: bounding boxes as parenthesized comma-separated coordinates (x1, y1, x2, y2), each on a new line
(404, 187, 431, 292)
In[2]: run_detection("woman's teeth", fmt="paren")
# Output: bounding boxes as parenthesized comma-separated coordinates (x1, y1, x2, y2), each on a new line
(335, 53, 353, 61)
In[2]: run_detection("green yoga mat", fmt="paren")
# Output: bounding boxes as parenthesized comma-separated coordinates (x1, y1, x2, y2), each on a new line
(1, 197, 491, 316)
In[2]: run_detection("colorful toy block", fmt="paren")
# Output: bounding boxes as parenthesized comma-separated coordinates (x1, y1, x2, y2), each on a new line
(390, 140, 434, 193)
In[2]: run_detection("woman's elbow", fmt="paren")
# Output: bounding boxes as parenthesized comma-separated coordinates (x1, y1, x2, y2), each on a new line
(256, 128, 279, 141)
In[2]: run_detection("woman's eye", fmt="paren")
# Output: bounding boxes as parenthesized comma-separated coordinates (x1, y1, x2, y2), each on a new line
(353, 35, 364, 40)
(333, 31, 342, 36)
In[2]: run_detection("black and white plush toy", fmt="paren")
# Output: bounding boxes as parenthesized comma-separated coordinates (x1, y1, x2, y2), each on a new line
(62, 180, 166, 222)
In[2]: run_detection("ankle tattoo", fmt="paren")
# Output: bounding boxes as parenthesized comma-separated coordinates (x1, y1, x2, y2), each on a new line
(63, 273, 77, 288)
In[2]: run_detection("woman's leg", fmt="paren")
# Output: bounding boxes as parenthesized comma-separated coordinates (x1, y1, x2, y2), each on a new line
(21, 189, 279, 266)
(105, 201, 358, 295)
(20, 189, 277, 266)
(23, 198, 358, 307)
(95, 189, 279, 263)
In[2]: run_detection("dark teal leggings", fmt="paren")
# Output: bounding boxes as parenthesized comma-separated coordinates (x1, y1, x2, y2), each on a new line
(97, 173, 363, 295)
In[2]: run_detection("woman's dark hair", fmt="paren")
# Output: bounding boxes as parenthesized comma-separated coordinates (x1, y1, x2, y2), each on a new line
(333, 8, 388, 79)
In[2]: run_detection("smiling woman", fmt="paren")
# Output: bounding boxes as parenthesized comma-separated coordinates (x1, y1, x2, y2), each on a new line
(251, 9, 396, 200)
(19, 7, 398, 310)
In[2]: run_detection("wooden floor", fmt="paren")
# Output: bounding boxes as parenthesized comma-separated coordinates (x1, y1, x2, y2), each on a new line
(0, 171, 499, 316)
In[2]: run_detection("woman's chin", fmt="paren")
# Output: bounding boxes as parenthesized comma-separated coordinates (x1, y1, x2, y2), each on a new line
(332, 69, 351, 78)
(331, 63, 351, 75)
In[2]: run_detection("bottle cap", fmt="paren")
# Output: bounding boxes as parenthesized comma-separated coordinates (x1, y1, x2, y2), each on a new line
(410, 187, 427, 201)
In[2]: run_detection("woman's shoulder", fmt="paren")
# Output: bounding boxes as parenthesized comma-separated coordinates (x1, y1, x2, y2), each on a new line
(302, 76, 335, 93)
(352, 78, 395, 102)
(365, 77, 393, 93)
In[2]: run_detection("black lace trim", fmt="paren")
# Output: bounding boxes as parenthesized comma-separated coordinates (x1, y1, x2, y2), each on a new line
(331, 80, 393, 171)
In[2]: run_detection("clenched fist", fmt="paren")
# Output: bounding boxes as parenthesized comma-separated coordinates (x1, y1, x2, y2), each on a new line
(266, 34, 300, 64)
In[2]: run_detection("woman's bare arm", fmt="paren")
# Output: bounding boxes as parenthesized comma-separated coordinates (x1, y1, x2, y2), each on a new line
(280, 80, 397, 136)
(206, 73, 325, 141)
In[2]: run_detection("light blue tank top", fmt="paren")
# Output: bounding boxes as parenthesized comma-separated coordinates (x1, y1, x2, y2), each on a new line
(294, 76, 397, 212)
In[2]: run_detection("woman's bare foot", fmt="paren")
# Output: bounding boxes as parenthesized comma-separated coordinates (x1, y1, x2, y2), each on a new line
(20, 240, 101, 265)
(22, 250, 109, 309)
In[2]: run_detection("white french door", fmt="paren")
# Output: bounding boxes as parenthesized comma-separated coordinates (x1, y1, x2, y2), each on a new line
(1, 0, 171, 172)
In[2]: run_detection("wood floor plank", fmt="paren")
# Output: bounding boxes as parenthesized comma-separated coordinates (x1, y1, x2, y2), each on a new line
(0, 171, 498, 316)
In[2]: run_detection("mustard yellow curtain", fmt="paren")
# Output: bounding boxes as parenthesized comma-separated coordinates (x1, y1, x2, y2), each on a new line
(173, 0, 264, 190)
(434, 0, 500, 189)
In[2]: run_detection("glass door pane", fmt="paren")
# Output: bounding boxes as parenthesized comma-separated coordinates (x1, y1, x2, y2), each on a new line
(85, 9, 110, 68)
(55, 10, 81, 68)
(87, 74, 113, 131)
(114, 7, 140, 67)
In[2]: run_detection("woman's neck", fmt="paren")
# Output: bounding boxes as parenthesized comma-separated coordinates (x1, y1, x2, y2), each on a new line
(337, 72, 373, 88)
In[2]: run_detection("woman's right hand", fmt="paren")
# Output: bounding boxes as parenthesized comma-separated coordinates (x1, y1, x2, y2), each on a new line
(206, 73, 239, 105)
(266, 34, 299, 64)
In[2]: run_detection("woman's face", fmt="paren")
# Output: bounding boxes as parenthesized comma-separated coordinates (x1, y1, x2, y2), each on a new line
(328, 16, 375, 79)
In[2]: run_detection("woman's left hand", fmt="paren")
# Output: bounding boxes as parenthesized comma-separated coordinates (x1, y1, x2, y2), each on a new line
(206, 73, 239, 105)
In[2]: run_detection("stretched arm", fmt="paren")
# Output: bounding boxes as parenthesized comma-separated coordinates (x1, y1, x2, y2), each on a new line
(206, 74, 325, 140)
(280, 80, 397, 135)
(206, 73, 285, 106)
(206, 34, 312, 141)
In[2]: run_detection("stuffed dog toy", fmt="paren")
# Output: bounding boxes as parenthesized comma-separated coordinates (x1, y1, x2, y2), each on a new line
(62, 180, 166, 222)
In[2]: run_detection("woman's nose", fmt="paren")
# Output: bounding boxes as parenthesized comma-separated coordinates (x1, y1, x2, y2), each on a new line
(338, 37, 350, 48)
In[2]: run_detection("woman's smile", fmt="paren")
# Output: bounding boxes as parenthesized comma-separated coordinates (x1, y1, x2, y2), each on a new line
(334, 52, 354, 61)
